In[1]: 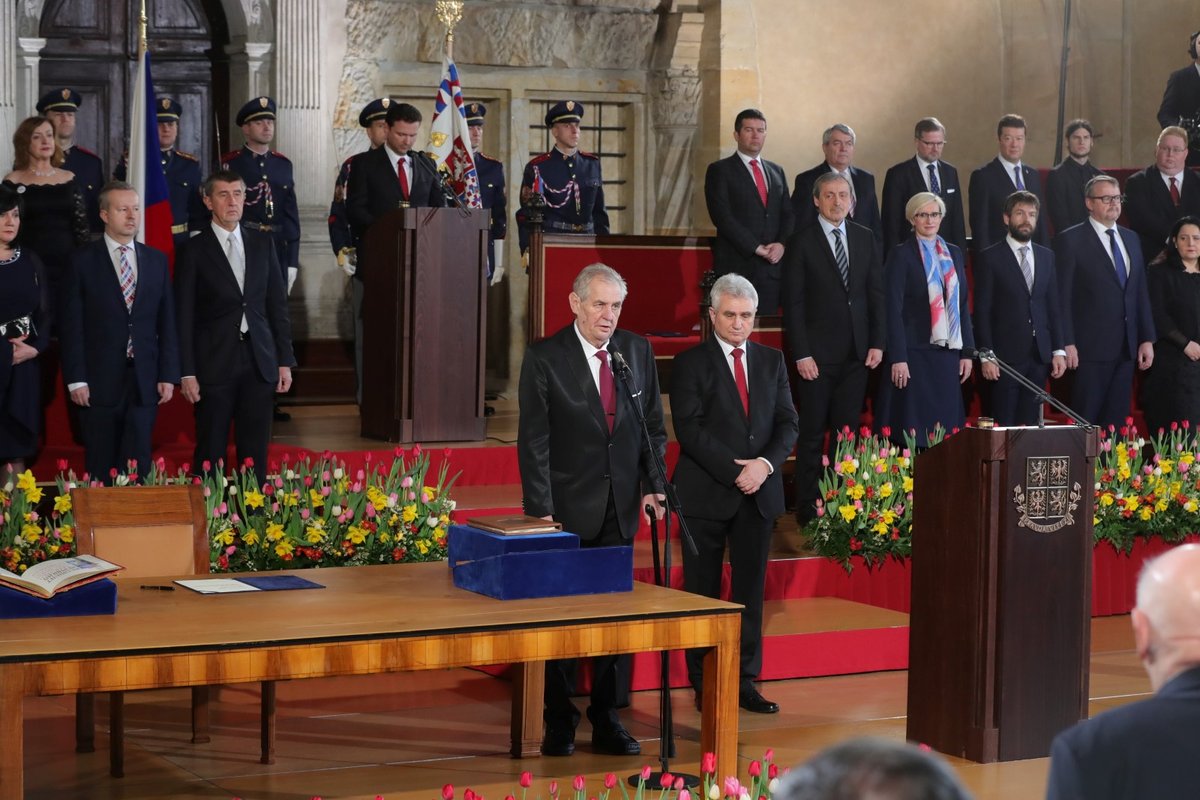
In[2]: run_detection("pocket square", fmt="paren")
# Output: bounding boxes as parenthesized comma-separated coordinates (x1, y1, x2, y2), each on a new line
(946, 188, 957, 194)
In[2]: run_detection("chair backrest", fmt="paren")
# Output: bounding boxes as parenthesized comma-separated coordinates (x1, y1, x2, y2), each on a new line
(72, 485, 209, 578)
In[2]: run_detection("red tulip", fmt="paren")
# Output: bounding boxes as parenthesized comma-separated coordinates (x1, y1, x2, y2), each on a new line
(701, 752, 716, 774)
(442, 785, 454, 800)
(604, 774, 617, 790)
(520, 772, 533, 788)
(748, 760, 761, 778)
(659, 773, 673, 789)
(573, 776, 586, 792)
(768, 764, 778, 780)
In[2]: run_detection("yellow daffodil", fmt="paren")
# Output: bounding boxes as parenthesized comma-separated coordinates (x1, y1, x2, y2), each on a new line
(309, 489, 325, 508)
(282, 491, 299, 507)
(879, 482, 894, 498)
(367, 487, 388, 509)
(244, 490, 265, 509)
(838, 505, 857, 522)
(1100, 493, 1115, 507)
(58, 525, 74, 543)
(16, 470, 36, 492)
(1125, 497, 1140, 512)
(24, 486, 43, 504)
(346, 524, 367, 544)
(266, 522, 284, 541)
(416, 539, 430, 555)
(243, 529, 261, 546)
(215, 528, 235, 546)
(1139, 507, 1153, 521)
(54, 494, 72, 514)
(21, 523, 41, 542)
(873, 521, 888, 535)
(401, 504, 418, 523)
(847, 484, 865, 501)
(902, 476, 914, 493)
(305, 524, 326, 544)
(275, 540, 295, 558)
(1186, 500, 1198, 513)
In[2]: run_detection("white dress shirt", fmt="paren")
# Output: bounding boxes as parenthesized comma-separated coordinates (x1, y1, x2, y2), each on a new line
(736, 150, 769, 190)
(1088, 216, 1132, 277)
(385, 144, 414, 192)
(573, 322, 610, 396)
(713, 334, 774, 475)
(67, 236, 139, 392)
(1160, 169, 1186, 197)
(998, 155, 1026, 188)
(917, 156, 941, 193)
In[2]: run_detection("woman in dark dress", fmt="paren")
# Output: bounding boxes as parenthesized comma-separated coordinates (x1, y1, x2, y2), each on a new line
(876, 191, 975, 446)
(0, 182, 51, 478)
(1144, 216, 1200, 434)
(3, 116, 89, 296)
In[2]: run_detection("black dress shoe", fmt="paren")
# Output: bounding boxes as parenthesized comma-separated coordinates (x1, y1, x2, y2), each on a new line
(273, 405, 291, 422)
(591, 723, 641, 756)
(541, 725, 576, 757)
(739, 688, 780, 714)
(693, 691, 703, 712)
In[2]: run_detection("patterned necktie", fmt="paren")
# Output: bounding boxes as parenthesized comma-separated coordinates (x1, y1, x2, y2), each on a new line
(1107, 229, 1127, 289)
(397, 155, 411, 200)
(1018, 245, 1033, 293)
(1170, 176, 1181, 207)
(749, 158, 768, 207)
(928, 163, 941, 194)
(1013, 165, 1025, 191)
(832, 227, 850, 289)
(117, 245, 135, 357)
(732, 347, 749, 416)
(595, 350, 616, 432)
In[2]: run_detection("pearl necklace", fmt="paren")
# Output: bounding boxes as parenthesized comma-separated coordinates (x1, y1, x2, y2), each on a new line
(31, 166, 57, 177)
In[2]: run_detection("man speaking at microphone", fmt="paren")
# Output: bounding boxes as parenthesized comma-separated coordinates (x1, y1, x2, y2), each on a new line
(517, 263, 667, 758)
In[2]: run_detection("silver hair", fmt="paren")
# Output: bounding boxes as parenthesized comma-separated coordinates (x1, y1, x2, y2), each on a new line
(775, 737, 972, 800)
(905, 191, 947, 222)
(812, 171, 853, 198)
(1084, 174, 1120, 198)
(572, 263, 628, 302)
(822, 123, 856, 146)
(709, 273, 759, 311)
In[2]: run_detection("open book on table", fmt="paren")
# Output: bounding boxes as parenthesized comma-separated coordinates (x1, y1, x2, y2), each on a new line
(0, 554, 123, 599)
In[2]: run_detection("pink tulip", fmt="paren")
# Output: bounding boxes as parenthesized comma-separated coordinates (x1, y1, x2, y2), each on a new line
(640, 766, 653, 782)
(604, 773, 617, 790)
(442, 786, 454, 800)
(573, 775, 586, 792)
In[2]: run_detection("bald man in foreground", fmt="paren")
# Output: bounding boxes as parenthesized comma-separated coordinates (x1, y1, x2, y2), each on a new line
(1045, 543, 1200, 799)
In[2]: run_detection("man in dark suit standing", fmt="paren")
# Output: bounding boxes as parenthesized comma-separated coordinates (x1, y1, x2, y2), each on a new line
(1157, 31, 1200, 167)
(704, 108, 794, 312)
(1045, 119, 1105, 237)
(672, 273, 797, 714)
(1124, 126, 1200, 261)
(973, 191, 1067, 426)
(176, 170, 296, 482)
(1046, 543, 1200, 800)
(61, 181, 179, 480)
(881, 117, 966, 258)
(969, 114, 1049, 253)
(466, 101, 507, 283)
(1055, 175, 1155, 429)
(782, 173, 884, 523)
(790, 124, 882, 246)
(517, 263, 666, 758)
(327, 97, 390, 273)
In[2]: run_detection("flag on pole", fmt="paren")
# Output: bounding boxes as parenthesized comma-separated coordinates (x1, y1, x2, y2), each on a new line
(129, 48, 175, 262)
(428, 56, 482, 208)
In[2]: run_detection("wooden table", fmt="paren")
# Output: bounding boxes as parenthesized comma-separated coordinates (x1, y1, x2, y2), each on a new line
(0, 562, 741, 798)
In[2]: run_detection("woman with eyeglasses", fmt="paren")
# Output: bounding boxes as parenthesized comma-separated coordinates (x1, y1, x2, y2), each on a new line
(875, 191, 974, 446)
(0, 181, 51, 481)
(1143, 215, 1200, 433)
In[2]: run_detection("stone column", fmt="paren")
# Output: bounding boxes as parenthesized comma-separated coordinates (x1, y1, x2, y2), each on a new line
(0, 7, 18, 172)
(272, 0, 331, 207)
(226, 40, 274, 127)
(14, 37, 46, 116)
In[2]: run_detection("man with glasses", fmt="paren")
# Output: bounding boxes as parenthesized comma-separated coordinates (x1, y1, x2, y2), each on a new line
(1125, 127, 1200, 261)
(881, 117, 966, 258)
(1054, 175, 1155, 428)
(1046, 119, 1106, 237)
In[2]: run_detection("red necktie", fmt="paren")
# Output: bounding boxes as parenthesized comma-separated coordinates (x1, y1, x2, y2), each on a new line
(397, 156, 411, 200)
(595, 350, 616, 432)
(732, 347, 749, 416)
(749, 158, 768, 207)
(1170, 176, 1181, 207)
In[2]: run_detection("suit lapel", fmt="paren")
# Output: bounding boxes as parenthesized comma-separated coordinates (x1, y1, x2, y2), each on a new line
(745, 341, 774, 422)
(708, 336, 748, 424)
(561, 327, 609, 435)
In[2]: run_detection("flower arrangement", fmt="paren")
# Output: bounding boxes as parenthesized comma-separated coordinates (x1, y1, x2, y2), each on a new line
(0, 468, 75, 575)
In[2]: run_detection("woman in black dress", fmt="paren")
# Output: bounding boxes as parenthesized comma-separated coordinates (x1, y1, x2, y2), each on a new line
(0, 182, 51, 478)
(1144, 216, 1200, 434)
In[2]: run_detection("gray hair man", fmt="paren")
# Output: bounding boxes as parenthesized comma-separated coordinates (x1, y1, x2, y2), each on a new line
(791, 123, 883, 245)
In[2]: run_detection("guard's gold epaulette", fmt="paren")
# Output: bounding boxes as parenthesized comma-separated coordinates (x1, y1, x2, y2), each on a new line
(175, 150, 198, 161)
(270, 150, 291, 161)
(220, 149, 242, 163)
(578, 150, 600, 160)
(528, 152, 552, 166)
(475, 152, 500, 164)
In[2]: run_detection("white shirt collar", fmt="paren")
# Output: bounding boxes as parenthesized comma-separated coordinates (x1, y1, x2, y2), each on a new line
(998, 155, 1024, 172)
(818, 215, 846, 238)
(736, 150, 764, 167)
(1088, 216, 1118, 235)
(210, 221, 242, 247)
(916, 155, 938, 171)
(714, 334, 744, 358)
(1005, 234, 1032, 260)
(573, 322, 609, 357)
(103, 233, 134, 256)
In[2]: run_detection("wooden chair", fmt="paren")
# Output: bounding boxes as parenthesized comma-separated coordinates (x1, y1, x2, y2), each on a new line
(72, 485, 276, 776)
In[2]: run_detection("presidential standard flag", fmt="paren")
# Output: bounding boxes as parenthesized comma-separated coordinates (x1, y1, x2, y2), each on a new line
(129, 48, 174, 262)
(428, 55, 482, 209)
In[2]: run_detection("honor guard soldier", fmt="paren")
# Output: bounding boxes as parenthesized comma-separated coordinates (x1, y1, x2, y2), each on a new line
(114, 97, 206, 250)
(328, 97, 391, 276)
(465, 101, 507, 282)
(518, 100, 609, 252)
(37, 87, 106, 233)
(222, 96, 299, 294)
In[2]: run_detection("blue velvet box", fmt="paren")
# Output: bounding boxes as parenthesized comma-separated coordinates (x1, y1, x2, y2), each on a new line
(448, 525, 633, 600)
(0, 578, 118, 619)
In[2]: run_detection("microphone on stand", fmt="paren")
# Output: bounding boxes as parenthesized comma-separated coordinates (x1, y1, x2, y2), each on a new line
(607, 343, 632, 379)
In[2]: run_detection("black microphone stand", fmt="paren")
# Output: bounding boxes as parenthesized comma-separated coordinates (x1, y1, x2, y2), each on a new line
(609, 349, 699, 790)
(972, 348, 1092, 428)
(412, 151, 467, 210)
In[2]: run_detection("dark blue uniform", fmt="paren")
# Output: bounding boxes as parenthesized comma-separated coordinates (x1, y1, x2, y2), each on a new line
(115, 149, 206, 250)
(327, 154, 361, 260)
(222, 146, 300, 275)
(517, 148, 608, 251)
(63, 145, 105, 234)
(474, 151, 507, 278)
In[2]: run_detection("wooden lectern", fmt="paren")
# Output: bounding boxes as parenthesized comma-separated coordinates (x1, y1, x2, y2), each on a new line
(359, 207, 489, 442)
(906, 425, 1099, 763)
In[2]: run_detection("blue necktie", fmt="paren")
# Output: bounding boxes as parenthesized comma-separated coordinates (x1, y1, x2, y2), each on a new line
(928, 163, 940, 194)
(1013, 165, 1025, 191)
(1107, 229, 1127, 289)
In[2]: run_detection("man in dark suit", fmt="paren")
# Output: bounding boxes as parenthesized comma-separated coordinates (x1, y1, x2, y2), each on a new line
(517, 264, 666, 758)
(881, 117, 967, 258)
(37, 87, 105, 234)
(1045, 119, 1105, 237)
(1046, 543, 1200, 800)
(973, 191, 1067, 426)
(672, 273, 798, 714)
(1157, 31, 1200, 167)
(61, 181, 179, 480)
(327, 97, 390, 272)
(1055, 175, 1155, 429)
(790, 124, 882, 246)
(782, 173, 884, 523)
(704, 108, 794, 312)
(466, 101, 507, 283)
(1124, 126, 1200, 261)
(176, 170, 296, 483)
(969, 114, 1049, 253)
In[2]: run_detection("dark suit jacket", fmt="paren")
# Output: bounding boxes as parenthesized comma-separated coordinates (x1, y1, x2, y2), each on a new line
(60, 241, 180, 407)
(1157, 63, 1200, 164)
(1054, 221, 1155, 362)
(346, 146, 446, 239)
(968, 157, 1049, 252)
(1045, 158, 1104, 236)
(782, 219, 885, 364)
(175, 226, 296, 386)
(790, 163, 882, 245)
(704, 153, 794, 275)
(517, 325, 666, 541)
(1046, 666, 1200, 800)
(881, 157, 967, 258)
(1123, 165, 1200, 261)
(883, 237, 975, 363)
(972, 240, 1064, 364)
(670, 337, 798, 522)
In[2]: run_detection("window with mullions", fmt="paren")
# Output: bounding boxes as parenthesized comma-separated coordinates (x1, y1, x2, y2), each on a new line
(527, 100, 630, 234)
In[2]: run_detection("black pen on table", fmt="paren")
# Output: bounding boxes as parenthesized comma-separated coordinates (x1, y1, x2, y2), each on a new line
(139, 584, 175, 591)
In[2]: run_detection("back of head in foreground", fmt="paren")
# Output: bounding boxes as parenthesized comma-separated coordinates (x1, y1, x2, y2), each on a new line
(1132, 542, 1200, 691)
(774, 737, 973, 800)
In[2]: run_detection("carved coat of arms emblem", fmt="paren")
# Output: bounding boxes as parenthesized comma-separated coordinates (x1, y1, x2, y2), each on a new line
(1013, 456, 1081, 533)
